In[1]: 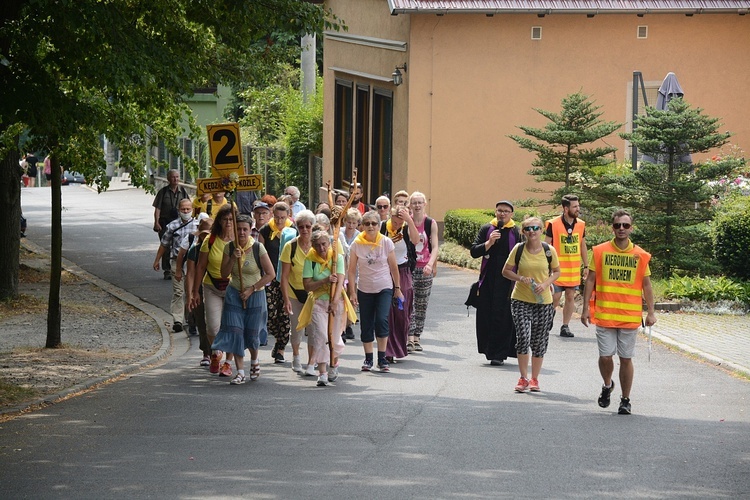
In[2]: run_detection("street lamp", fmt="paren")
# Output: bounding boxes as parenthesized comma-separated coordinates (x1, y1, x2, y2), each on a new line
(392, 63, 407, 86)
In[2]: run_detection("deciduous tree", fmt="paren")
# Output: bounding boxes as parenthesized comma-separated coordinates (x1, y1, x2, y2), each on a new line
(0, 0, 339, 346)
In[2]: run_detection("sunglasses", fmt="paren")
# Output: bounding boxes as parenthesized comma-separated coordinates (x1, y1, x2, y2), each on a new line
(522, 225, 541, 232)
(497, 210, 512, 214)
(613, 223, 632, 229)
(377, 205, 389, 209)
(297, 224, 312, 229)
(362, 221, 379, 227)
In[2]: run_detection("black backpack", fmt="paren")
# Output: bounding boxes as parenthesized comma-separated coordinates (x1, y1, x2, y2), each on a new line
(514, 241, 553, 274)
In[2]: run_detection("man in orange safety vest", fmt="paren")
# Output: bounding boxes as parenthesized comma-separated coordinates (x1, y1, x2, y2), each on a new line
(581, 209, 656, 416)
(545, 194, 588, 338)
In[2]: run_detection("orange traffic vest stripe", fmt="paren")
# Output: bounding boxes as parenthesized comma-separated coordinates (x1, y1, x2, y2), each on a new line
(591, 241, 651, 329)
(547, 216, 585, 287)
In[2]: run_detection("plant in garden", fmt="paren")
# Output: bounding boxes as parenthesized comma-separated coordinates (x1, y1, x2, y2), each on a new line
(620, 98, 733, 278)
(664, 275, 749, 304)
(712, 193, 750, 280)
(705, 145, 749, 198)
(508, 91, 622, 203)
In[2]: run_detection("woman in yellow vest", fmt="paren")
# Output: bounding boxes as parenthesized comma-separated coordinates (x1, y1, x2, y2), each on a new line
(502, 216, 561, 393)
(581, 209, 656, 415)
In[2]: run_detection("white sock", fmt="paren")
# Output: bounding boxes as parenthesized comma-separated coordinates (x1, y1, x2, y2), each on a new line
(251, 359, 259, 365)
(238, 370, 245, 376)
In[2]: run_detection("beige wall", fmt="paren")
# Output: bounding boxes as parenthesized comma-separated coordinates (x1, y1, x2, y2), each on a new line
(324, 3, 750, 220)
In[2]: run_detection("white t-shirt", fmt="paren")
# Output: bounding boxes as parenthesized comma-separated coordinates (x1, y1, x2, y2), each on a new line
(349, 236, 395, 294)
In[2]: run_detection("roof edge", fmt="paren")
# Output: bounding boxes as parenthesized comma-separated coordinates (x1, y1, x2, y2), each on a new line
(387, 1, 750, 16)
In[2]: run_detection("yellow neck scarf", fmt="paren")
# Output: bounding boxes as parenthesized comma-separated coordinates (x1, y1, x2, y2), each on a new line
(490, 218, 516, 229)
(385, 219, 404, 239)
(235, 237, 254, 268)
(355, 230, 383, 249)
(268, 218, 292, 240)
(307, 246, 334, 272)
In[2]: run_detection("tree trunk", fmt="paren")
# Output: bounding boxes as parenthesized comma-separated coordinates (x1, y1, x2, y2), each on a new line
(46, 153, 62, 348)
(0, 149, 22, 301)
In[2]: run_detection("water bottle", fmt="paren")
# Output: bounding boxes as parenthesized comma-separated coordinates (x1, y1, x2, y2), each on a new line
(529, 279, 544, 304)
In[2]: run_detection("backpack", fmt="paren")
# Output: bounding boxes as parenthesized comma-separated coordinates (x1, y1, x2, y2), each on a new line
(381, 222, 417, 272)
(514, 241, 553, 274)
(227, 239, 263, 275)
(423, 216, 434, 253)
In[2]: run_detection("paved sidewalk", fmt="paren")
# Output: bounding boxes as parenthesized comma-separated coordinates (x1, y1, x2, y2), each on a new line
(649, 311, 750, 377)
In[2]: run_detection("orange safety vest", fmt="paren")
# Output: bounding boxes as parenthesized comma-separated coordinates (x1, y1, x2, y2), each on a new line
(591, 241, 651, 329)
(547, 216, 585, 287)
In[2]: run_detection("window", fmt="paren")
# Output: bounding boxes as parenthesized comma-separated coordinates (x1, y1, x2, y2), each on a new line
(334, 79, 353, 189)
(531, 26, 542, 40)
(371, 89, 393, 200)
(637, 26, 648, 39)
(355, 84, 370, 192)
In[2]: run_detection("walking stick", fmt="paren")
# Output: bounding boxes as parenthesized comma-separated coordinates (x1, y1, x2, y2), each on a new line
(326, 170, 358, 367)
(228, 192, 245, 308)
(648, 324, 652, 363)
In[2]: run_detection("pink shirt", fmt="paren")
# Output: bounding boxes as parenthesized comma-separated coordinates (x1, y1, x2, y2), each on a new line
(350, 236, 395, 293)
(414, 218, 431, 268)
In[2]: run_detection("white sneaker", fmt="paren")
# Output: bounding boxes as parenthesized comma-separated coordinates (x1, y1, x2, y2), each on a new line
(328, 366, 339, 382)
(292, 356, 303, 373)
(304, 364, 317, 377)
(316, 373, 329, 386)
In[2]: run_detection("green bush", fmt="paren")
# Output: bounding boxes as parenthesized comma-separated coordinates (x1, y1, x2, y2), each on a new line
(443, 209, 495, 248)
(437, 241, 481, 271)
(713, 194, 750, 279)
(664, 275, 749, 303)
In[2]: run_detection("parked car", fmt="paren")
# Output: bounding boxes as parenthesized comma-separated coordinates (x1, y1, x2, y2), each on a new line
(61, 171, 86, 185)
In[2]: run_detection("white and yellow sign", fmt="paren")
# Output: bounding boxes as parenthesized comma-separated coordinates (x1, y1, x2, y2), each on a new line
(196, 174, 263, 196)
(207, 123, 244, 178)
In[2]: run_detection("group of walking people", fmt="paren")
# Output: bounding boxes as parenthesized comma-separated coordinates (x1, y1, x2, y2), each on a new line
(153, 171, 439, 387)
(472, 195, 656, 414)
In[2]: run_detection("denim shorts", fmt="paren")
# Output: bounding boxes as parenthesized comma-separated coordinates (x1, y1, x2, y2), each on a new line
(553, 284, 579, 293)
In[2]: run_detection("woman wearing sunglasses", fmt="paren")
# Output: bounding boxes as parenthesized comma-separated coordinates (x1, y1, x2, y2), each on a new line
(502, 216, 561, 393)
(347, 211, 403, 372)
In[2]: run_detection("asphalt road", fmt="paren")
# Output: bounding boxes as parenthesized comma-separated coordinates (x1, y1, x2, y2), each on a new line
(3, 185, 749, 499)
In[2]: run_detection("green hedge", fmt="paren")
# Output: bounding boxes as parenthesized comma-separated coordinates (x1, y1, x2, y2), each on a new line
(713, 195, 750, 280)
(664, 275, 749, 304)
(443, 209, 495, 248)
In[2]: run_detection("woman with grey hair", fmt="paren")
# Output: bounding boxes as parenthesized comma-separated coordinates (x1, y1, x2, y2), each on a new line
(279, 209, 316, 373)
(298, 228, 350, 386)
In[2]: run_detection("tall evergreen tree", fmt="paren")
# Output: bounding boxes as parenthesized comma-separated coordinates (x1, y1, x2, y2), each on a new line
(508, 92, 622, 203)
(620, 98, 732, 278)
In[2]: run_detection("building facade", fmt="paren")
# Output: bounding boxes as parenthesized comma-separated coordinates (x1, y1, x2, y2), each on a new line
(322, 0, 750, 220)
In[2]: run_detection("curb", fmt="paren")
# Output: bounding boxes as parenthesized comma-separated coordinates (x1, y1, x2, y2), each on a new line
(648, 328, 750, 378)
(3, 240, 174, 416)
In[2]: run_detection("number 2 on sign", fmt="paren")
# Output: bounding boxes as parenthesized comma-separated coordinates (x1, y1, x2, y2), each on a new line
(212, 129, 239, 165)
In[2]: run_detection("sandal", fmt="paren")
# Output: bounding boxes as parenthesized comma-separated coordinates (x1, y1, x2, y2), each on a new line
(249, 363, 260, 381)
(407, 341, 415, 353)
(230, 373, 246, 385)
